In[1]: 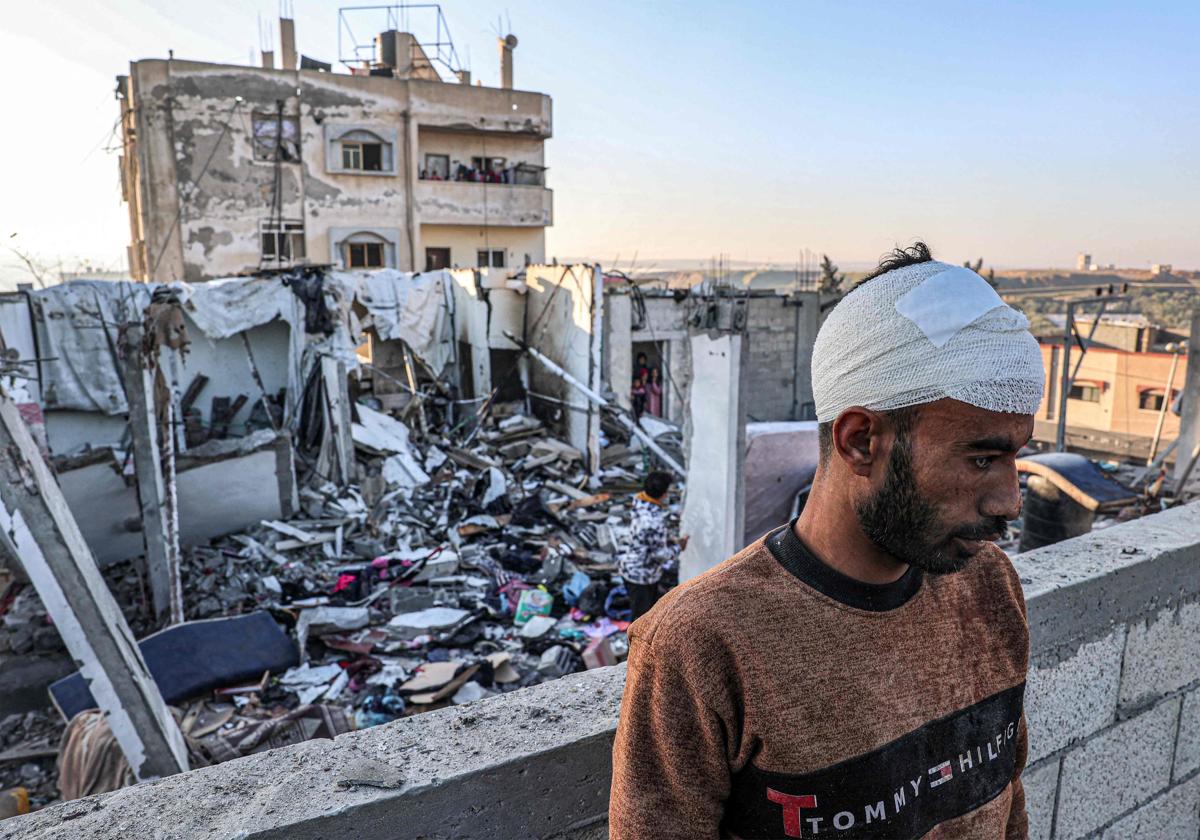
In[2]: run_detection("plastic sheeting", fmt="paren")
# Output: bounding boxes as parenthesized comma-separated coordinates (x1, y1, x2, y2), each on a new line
(349, 269, 453, 374)
(31, 281, 153, 414)
(25, 271, 454, 418)
(173, 276, 308, 422)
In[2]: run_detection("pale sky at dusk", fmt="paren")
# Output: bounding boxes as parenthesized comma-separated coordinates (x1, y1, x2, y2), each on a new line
(1, 0, 1197, 283)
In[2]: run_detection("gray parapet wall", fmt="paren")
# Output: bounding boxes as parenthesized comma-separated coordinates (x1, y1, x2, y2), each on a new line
(6, 502, 1200, 840)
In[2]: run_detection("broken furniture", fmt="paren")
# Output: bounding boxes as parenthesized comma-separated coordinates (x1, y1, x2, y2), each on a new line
(50, 612, 298, 720)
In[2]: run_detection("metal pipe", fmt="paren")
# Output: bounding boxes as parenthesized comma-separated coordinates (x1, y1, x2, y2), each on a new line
(1147, 346, 1182, 465)
(1055, 307, 1073, 451)
(504, 330, 685, 477)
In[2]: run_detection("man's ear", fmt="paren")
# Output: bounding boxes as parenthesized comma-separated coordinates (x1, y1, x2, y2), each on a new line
(831, 408, 887, 478)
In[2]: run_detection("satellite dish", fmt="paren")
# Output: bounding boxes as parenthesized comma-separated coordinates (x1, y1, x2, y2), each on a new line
(504, 34, 518, 49)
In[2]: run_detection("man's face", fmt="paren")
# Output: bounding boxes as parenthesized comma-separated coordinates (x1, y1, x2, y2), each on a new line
(855, 400, 1032, 574)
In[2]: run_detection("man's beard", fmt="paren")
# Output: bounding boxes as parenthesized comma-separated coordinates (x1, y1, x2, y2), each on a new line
(854, 435, 1007, 575)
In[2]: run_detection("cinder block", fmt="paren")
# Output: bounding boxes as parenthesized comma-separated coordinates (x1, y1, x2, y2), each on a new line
(1025, 628, 1125, 763)
(1120, 600, 1200, 710)
(1173, 689, 1200, 782)
(1098, 773, 1200, 839)
(1056, 697, 1180, 839)
(1023, 757, 1060, 840)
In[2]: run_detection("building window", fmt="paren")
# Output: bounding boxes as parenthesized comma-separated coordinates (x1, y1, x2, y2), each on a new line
(260, 220, 306, 263)
(252, 113, 300, 162)
(346, 241, 385, 269)
(325, 125, 397, 176)
(425, 248, 451, 271)
(337, 130, 391, 172)
(423, 154, 449, 180)
(476, 250, 505, 268)
(1138, 388, 1178, 411)
(1068, 383, 1102, 403)
(341, 141, 384, 171)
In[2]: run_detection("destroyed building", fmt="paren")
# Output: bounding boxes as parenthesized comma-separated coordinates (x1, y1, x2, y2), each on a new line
(118, 10, 551, 282)
(2, 5, 1198, 836)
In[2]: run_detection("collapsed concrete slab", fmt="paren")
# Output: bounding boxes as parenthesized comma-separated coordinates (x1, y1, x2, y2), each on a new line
(0, 393, 188, 784)
(56, 431, 298, 567)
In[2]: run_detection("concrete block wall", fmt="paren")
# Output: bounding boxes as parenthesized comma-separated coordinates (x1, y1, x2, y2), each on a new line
(8, 503, 1200, 839)
(1016, 501, 1200, 839)
(743, 296, 802, 421)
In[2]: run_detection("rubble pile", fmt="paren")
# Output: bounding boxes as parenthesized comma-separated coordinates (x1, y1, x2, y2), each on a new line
(0, 710, 62, 810)
(0, 395, 682, 810)
(187, 399, 680, 728)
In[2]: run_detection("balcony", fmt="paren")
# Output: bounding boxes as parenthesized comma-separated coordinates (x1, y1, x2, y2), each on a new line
(415, 180, 553, 228)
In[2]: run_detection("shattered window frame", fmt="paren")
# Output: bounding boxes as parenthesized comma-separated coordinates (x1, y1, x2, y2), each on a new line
(251, 112, 301, 163)
(260, 220, 306, 263)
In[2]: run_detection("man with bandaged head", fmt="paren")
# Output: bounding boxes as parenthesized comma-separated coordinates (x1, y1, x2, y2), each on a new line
(611, 243, 1043, 839)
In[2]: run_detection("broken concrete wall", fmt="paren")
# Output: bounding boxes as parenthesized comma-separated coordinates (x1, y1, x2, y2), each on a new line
(602, 290, 692, 423)
(15, 503, 1200, 839)
(522, 265, 602, 465)
(174, 318, 291, 430)
(448, 269, 491, 401)
(55, 432, 297, 568)
(742, 292, 822, 422)
(122, 60, 553, 283)
(602, 292, 633, 410)
(1174, 309, 1200, 492)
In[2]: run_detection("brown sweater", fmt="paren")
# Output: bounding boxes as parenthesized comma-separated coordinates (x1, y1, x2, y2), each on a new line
(610, 522, 1029, 839)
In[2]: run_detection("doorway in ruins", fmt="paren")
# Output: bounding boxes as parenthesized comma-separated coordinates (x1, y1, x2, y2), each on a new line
(631, 340, 670, 421)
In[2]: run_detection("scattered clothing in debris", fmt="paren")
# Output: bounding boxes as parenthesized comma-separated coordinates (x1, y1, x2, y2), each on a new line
(56, 710, 135, 801)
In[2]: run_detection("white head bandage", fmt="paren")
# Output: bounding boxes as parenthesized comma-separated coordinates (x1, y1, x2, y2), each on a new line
(811, 260, 1044, 423)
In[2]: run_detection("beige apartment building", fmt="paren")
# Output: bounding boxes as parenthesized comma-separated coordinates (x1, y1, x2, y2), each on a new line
(117, 23, 552, 282)
(1034, 341, 1188, 459)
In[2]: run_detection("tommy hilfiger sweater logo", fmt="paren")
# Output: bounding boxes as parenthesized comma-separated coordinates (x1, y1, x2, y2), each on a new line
(724, 684, 1025, 839)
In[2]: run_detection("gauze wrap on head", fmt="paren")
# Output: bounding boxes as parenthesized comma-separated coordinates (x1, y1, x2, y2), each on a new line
(811, 260, 1044, 423)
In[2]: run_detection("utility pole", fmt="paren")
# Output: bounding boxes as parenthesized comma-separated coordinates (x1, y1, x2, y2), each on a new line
(0, 388, 188, 780)
(1055, 295, 1129, 452)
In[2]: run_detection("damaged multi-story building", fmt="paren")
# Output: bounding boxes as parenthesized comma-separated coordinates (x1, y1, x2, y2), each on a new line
(118, 11, 552, 282)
